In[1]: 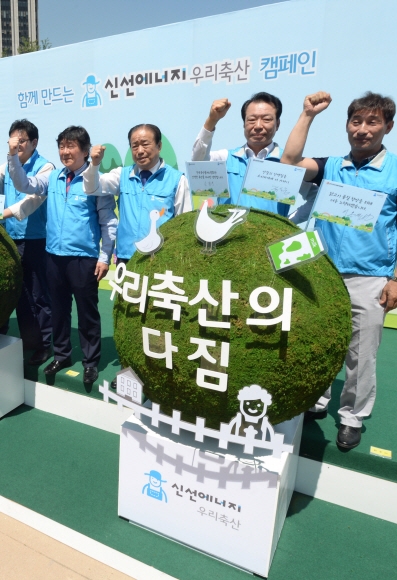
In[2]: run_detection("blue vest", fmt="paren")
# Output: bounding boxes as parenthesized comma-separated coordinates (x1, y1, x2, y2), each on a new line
(117, 162, 183, 259)
(45, 169, 101, 258)
(316, 150, 397, 277)
(222, 144, 289, 217)
(5, 151, 49, 239)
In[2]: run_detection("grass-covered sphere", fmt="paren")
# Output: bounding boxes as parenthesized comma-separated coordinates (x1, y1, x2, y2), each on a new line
(114, 207, 352, 427)
(0, 227, 22, 328)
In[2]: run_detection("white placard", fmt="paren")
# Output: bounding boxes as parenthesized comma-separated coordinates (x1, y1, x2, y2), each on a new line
(240, 158, 305, 205)
(185, 161, 230, 210)
(310, 180, 387, 233)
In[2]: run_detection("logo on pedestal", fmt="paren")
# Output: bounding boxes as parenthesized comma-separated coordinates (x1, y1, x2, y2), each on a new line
(142, 470, 168, 502)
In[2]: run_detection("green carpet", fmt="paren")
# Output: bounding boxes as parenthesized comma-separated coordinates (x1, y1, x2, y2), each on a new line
(8, 292, 397, 483)
(0, 406, 396, 580)
(19, 291, 120, 398)
(301, 328, 397, 483)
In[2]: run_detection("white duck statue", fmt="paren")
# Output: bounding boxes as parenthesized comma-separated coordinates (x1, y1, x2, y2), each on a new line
(195, 199, 248, 253)
(134, 207, 165, 255)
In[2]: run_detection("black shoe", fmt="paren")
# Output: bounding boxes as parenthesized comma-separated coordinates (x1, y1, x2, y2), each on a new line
(83, 366, 98, 384)
(110, 378, 117, 389)
(28, 347, 52, 366)
(304, 409, 328, 423)
(336, 425, 361, 449)
(43, 357, 72, 375)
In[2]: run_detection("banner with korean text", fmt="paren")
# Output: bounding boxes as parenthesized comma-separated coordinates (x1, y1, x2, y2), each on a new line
(0, 0, 396, 185)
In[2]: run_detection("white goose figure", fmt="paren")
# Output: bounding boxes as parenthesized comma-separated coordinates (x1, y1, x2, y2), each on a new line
(195, 199, 248, 253)
(135, 207, 165, 255)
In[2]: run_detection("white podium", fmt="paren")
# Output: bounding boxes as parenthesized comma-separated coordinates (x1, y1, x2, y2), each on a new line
(0, 335, 24, 418)
(118, 412, 303, 577)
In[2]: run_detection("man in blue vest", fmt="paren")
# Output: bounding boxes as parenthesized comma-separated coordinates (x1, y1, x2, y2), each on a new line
(0, 119, 53, 366)
(7, 126, 117, 384)
(281, 91, 397, 449)
(84, 123, 192, 263)
(84, 123, 192, 388)
(192, 93, 315, 217)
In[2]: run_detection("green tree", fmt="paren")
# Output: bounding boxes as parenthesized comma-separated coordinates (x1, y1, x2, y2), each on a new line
(17, 37, 52, 54)
(18, 37, 39, 53)
(40, 38, 52, 50)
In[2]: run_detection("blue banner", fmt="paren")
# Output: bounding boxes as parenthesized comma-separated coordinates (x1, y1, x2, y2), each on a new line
(0, 0, 396, 174)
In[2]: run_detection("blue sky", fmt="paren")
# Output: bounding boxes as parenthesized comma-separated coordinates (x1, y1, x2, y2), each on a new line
(38, 0, 287, 47)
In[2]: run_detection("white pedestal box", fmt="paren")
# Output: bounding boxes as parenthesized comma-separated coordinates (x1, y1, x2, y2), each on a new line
(0, 335, 24, 418)
(118, 412, 303, 577)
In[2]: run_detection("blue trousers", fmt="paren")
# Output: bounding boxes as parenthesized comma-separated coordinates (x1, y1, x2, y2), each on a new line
(46, 253, 101, 367)
(0, 238, 52, 350)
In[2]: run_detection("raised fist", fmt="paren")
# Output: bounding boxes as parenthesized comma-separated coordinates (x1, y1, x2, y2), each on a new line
(8, 135, 20, 156)
(204, 98, 232, 131)
(303, 92, 332, 117)
(90, 144, 106, 166)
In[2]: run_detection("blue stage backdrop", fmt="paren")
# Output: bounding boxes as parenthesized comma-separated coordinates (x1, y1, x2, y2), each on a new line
(0, 0, 396, 175)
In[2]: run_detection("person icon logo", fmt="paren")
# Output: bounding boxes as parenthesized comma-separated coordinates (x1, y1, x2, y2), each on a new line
(82, 74, 102, 108)
(142, 469, 168, 502)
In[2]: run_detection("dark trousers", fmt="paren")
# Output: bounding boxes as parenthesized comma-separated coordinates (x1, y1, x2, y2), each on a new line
(46, 253, 101, 367)
(0, 238, 52, 350)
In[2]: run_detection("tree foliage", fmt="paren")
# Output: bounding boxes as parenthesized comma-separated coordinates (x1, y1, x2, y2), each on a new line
(0, 227, 23, 328)
(17, 37, 52, 54)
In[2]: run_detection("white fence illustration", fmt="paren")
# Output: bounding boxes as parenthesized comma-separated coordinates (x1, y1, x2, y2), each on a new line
(100, 380, 293, 458)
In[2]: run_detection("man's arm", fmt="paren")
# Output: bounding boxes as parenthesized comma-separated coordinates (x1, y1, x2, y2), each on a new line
(3, 194, 46, 221)
(280, 91, 332, 181)
(174, 175, 192, 215)
(379, 183, 397, 312)
(7, 156, 49, 196)
(0, 163, 5, 221)
(83, 145, 122, 196)
(0, 162, 5, 195)
(5, 162, 54, 220)
(191, 98, 231, 162)
(95, 194, 118, 281)
(379, 276, 397, 313)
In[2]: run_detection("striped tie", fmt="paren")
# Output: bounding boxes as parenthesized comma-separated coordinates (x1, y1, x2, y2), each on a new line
(66, 171, 75, 193)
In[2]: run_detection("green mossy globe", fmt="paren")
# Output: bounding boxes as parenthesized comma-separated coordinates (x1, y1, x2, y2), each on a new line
(0, 227, 22, 328)
(114, 207, 352, 427)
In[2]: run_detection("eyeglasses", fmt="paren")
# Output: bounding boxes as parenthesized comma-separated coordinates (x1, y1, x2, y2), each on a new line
(18, 139, 30, 145)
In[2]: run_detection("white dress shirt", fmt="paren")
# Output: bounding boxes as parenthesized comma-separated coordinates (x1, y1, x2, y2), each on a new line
(82, 158, 192, 215)
(191, 126, 275, 162)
